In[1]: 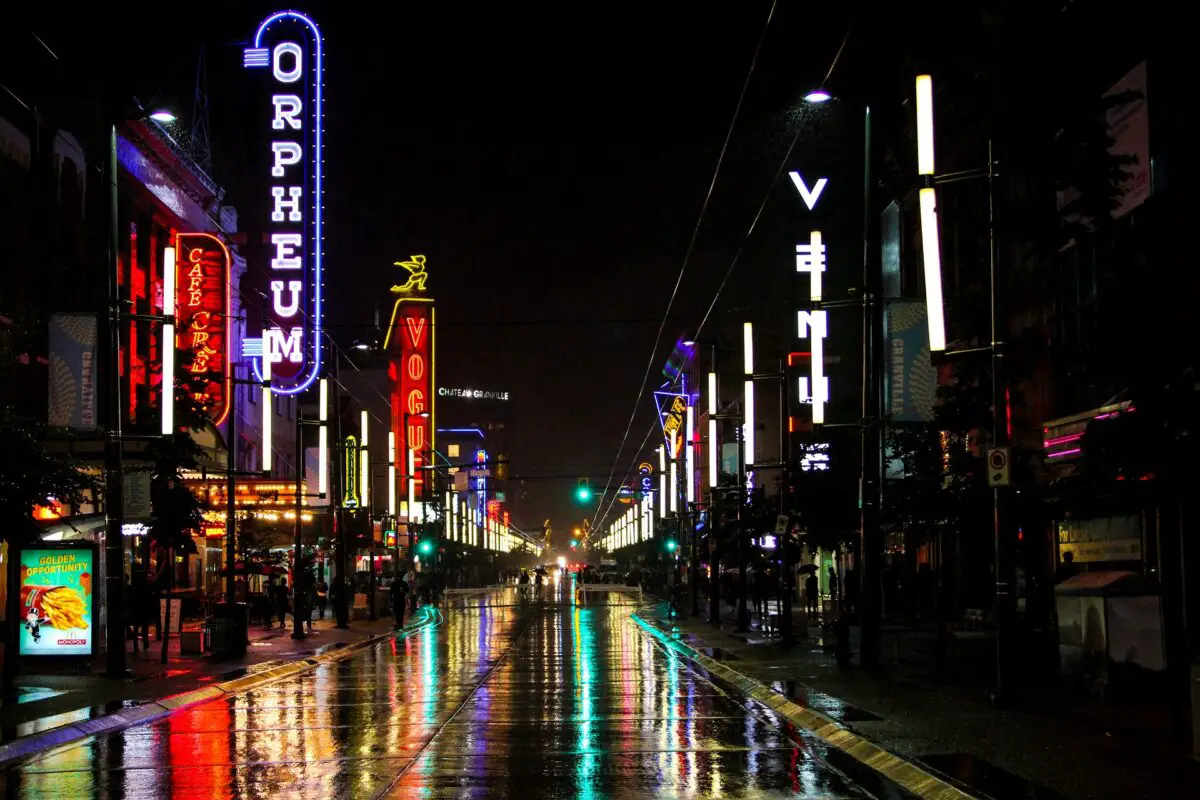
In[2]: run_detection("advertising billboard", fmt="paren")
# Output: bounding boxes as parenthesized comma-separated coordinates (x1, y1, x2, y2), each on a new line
(885, 300, 938, 422)
(19, 545, 95, 656)
(47, 313, 98, 431)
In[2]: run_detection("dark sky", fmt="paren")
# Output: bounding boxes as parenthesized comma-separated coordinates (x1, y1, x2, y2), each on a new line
(29, 1, 871, 536)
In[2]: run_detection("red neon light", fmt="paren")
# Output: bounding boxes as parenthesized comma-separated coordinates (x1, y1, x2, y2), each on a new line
(1005, 387, 1012, 440)
(787, 352, 811, 367)
(175, 233, 232, 426)
(393, 301, 434, 496)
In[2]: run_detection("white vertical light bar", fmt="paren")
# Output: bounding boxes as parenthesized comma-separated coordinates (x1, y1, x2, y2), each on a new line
(743, 322, 755, 467)
(261, 354, 272, 472)
(318, 378, 328, 496)
(445, 490, 452, 540)
(360, 411, 369, 509)
(657, 444, 667, 519)
(916, 75, 935, 177)
(920, 188, 947, 353)
(387, 431, 396, 516)
(669, 453, 679, 514)
(916, 74, 946, 353)
(685, 403, 696, 504)
(812, 316, 827, 425)
(407, 447, 416, 515)
(161, 246, 175, 435)
(707, 371, 718, 488)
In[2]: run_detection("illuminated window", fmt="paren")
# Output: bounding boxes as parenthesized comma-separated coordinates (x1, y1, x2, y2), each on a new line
(448, 444, 460, 458)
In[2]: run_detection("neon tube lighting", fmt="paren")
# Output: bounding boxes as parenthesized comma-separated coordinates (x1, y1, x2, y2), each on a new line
(685, 403, 695, 504)
(163, 246, 176, 316)
(319, 377, 328, 421)
(318, 423, 328, 496)
(1043, 432, 1084, 447)
(1048, 448, 1082, 459)
(261, 356, 272, 471)
(916, 75, 935, 176)
(708, 418, 718, 488)
(744, 379, 755, 467)
(743, 322, 754, 376)
(919, 188, 947, 353)
(161, 323, 175, 435)
(250, 11, 324, 395)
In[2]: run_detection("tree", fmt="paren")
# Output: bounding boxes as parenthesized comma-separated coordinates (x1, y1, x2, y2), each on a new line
(0, 408, 94, 694)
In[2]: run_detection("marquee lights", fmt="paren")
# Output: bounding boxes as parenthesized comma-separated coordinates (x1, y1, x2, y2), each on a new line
(174, 233, 232, 425)
(244, 11, 325, 395)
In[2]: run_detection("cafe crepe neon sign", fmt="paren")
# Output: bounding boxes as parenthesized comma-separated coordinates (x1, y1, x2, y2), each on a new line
(175, 233, 231, 425)
(792, 171, 830, 425)
(244, 11, 324, 395)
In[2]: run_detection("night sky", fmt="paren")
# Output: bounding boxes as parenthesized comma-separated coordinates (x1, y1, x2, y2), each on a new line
(28, 1, 884, 537)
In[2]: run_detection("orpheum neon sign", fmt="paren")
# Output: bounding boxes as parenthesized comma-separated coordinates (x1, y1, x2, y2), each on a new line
(243, 11, 324, 395)
(175, 233, 231, 425)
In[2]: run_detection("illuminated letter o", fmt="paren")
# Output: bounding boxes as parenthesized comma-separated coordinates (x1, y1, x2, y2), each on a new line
(406, 354, 425, 381)
(272, 42, 303, 83)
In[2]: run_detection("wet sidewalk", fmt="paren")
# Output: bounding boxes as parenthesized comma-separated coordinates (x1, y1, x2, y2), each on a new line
(648, 603, 1200, 800)
(2, 611, 405, 748)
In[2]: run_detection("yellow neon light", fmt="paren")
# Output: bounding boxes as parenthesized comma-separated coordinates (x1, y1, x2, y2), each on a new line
(390, 254, 429, 294)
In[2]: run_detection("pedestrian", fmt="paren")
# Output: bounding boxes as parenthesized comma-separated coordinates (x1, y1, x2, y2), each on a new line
(274, 578, 290, 629)
(828, 566, 839, 604)
(404, 565, 418, 612)
(805, 572, 819, 616)
(302, 576, 316, 633)
(390, 573, 408, 629)
(316, 577, 328, 619)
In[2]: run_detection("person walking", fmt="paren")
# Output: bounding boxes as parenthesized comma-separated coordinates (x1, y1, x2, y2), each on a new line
(404, 565, 418, 612)
(274, 578, 291, 629)
(315, 578, 328, 619)
(805, 572, 819, 616)
(302, 576, 316, 633)
(390, 573, 408, 629)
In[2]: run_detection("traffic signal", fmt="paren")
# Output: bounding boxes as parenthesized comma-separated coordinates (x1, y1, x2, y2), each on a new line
(417, 539, 435, 556)
(664, 539, 678, 553)
(569, 540, 578, 550)
(575, 478, 592, 503)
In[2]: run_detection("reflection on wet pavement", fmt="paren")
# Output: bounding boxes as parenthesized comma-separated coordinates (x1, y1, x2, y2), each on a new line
(2, 586, 883, 799)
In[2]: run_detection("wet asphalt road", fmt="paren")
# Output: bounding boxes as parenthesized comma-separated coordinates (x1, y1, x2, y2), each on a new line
(2, 582, 887, 799)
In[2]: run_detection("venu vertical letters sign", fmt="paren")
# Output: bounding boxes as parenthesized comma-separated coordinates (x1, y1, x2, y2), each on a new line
(790, 171, 831, 425)
(175, 233, 231, 424)
(243, 11, 324, 394)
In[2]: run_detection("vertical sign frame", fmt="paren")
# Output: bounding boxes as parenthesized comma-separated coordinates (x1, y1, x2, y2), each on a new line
(175, 233, 232, 425)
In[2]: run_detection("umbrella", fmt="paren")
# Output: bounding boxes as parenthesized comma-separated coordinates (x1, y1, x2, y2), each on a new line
(798, 564, 820, 575)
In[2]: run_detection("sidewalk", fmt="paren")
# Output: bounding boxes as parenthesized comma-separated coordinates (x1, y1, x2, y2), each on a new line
(2, 611, 405, 748)
(646, 603, 1200, 800)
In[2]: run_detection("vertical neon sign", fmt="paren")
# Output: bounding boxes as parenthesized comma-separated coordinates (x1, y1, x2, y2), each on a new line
(243, 11, 324, 395)
(385, 261, 435, 521)
(174, 233, 231, 425)
(790, 171, 831, 424)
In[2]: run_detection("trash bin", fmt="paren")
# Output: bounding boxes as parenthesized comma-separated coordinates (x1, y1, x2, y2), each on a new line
(208, 602, 249, 657)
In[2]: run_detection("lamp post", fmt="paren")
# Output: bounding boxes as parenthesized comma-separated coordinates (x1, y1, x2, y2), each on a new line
(798, 88, 883, 665)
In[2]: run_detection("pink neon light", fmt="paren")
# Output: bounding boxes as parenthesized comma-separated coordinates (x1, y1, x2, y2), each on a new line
(1043, 432, 1084, 448)
(1048, 448, 1081, 459)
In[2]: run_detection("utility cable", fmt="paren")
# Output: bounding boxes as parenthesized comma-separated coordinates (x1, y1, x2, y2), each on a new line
(594, 0, 779, 531)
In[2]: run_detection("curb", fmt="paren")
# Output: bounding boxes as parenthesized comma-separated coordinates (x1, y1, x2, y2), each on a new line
(0, 608, 439, 769)
(631, 610, 977, 800)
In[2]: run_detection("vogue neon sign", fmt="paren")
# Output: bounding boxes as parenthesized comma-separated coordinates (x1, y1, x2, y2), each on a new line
(243, 11, 324, 395)
(175, 233, 231, 424)
(386, 265, 435, 507)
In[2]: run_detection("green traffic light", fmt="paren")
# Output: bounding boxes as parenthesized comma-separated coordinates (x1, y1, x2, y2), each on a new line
(418, 539, 434, 556)
(665, 540, 678, 553)
(575, 486, 592, 503)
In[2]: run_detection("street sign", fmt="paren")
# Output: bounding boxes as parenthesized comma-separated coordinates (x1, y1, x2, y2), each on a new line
(774, 515, 790, 535)
(988, 446, 1011, 487)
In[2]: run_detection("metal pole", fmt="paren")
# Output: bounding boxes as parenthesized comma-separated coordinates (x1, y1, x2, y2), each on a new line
(104, 124, 128, 678)
(858, 104, 882, 668)
(989, 138, 1015, 706)
(225, 365, 238, 607)
(292, 406, 305, 639)
(779, 357, 794, 646)
(332, 357, 349, 628)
